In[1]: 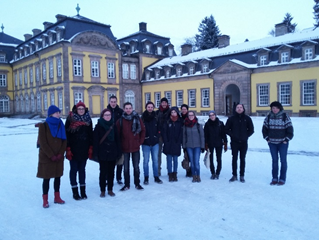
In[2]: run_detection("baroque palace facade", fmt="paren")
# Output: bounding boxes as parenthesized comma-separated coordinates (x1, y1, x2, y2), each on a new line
(0, 12, 318, 117)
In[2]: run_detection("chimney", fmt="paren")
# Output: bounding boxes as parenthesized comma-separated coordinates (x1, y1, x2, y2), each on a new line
(43, 21, 53, 30)
(24, 34, 32, 41)
(32, 28, 42, 37)
(218, 35, 230, 48)
(181, 44, 192, 56)
(55, 14, 67, 22)
(275, 23, 288, 37)
(139, 22, 147, 31)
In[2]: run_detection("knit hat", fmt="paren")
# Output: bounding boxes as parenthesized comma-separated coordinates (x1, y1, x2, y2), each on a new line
(145, 101, 155, 109)
(208, 110, 216, 116)
(181, 104, 189, 110)
(270, 101, 283, 111)
(76, 101, 86, 109)
(170, 106, 180, 115)
(100, 108, 112, 118)
(47, 105, 61, 117)
(160, 97, 168, 103)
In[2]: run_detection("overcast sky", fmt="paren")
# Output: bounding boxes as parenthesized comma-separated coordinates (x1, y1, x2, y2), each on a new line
(2, 0, 315, 53)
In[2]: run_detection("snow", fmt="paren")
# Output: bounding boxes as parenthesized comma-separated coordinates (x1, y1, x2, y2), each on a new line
(0, 116, 318, 240)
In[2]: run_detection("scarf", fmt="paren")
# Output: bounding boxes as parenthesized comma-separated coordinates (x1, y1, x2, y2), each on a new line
(122, 111, 141, 135)
(67, 111, 92, 133)
(142, 111, 156, 122)
(181, 113, 188, 120)
(159, 105, 170, 113)
(45, 116, 66, 140)
(170, 115, 178, 122)
(98, 117, 114, 141)
(184, 117, 198, 128)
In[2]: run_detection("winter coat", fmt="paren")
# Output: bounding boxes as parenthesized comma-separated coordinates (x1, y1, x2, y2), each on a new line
(141, 111, 160, 146)
(225, 112, 254, 143)
(204, 118, 227, 148)
(36, 123, 67, 179)
(156, 108, 170, 136)
(182, 123, 205, 149)
(116, 117, 146, 153)
(65, 112, 93, 161)
(93, 123, 122, 162)
(162, 117, 183, 156)
(107, 104, 124, 122)
(262, 111, 294, 144)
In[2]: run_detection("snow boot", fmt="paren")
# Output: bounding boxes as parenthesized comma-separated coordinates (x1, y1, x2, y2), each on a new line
(173, 172, 178, 182)
(197, 175, 201, 183)
(143, 176, 149, 185)
(168, 173, 174, 182)
(54, 192, 65, 204)
(154, 176, 163, 184)
(192, 176, 197, 183)
(42, 194, 49, 208)
(80, 186, 87, 199)
(72, 187, 81, 200)
(229, 175, 238, 182)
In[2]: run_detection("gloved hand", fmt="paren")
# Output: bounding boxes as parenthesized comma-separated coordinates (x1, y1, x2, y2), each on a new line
(223, 143, 228, 152)
(205, 143, 208, 151)
(66, 147, 73, 160)
(88, 146, 93, 160)
(51, 155, 58, 161)
(201, 148, 205, 153)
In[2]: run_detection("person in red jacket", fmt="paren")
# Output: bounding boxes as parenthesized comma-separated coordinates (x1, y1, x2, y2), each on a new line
(116, 102, 145, 191)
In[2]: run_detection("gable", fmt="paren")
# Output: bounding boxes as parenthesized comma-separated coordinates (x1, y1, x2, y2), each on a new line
(71, 31, 117, 49)
(213, 60, 249, 74)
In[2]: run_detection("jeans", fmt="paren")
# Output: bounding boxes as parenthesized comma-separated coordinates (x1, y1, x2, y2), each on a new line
(186, 147, 201, 176)
(142, 144, 159, 177)
(158, 137, 163, 175)
(69, 160, 87, 188)
(268, 142, 289, 182)
(99, 160, 116, 191)
(123, 151, 140, 187)
(230, 141, 248, 177)
(209, 146, 222, 175)
(166, 154, 178, 173)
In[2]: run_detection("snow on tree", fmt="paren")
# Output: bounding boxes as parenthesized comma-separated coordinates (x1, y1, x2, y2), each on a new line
(194, 15, 221, 51)
(314, 0, 319, 29)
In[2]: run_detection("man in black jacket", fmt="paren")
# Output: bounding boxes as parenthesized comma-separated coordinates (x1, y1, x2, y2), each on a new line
(225, 104, 254, 183)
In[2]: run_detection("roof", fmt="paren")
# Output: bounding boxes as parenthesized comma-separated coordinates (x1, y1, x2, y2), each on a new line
(0, 32, 23, 45)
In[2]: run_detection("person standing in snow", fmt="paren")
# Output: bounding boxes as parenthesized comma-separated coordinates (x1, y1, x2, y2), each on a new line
(180, 104, 192, 178)
(225, 103, 254, 183)
(204, 110, 228, 180)
(262, 101, 294, 186)
(36, 105, 67, 208)
(182, 111, 205, 183)
(65, 101, 93, 200)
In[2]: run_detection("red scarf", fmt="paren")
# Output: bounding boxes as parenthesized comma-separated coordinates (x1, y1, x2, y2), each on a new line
(184, 117, 197, 128)
(170, 115, 178, 122)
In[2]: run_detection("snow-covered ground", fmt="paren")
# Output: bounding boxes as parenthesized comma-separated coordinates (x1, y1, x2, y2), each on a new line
(0, 116, 318, 240)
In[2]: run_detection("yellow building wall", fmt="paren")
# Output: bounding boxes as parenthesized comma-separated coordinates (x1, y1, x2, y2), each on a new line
(142, 78, 213, 113)
(141, 56, 160, 70)
(251, 67, 319, 114)
(1, 66, 14, 99)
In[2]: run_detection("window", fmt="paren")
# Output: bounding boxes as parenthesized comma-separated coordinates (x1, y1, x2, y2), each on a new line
(91, 61, 99, 77)
(279, 83, 291, 105)
(15, 73, 17, 86)
(25, 94, 29, 112)
(176, 90, 183, 107)
(165, 92, 172, 106)
(146, 72, 150, 80)
(0, 54, 5, 62)
(260, 55, 267, 66)
(177, 68, 182, 77)
(50, 92, 55, 105)
(58, 92, 63, 109)
(188, 89, 196, 107)
(24, 69, 28, 85)
(36, 66, 40, 82)
(130, 64, 136, 79)
(29, 68, 33, 83)
(305, 48, 313, 60)
(19, 72, 22, 85)
(145, 93, 151, 104)
(49, 61, 54, 79)
(43, 94, 48, 110)
(168, 48, 173, 57)
(157, 46, 162, 55)
(146, 45, 150, 53)
(0, 74, 6, 87)
(108, 63, 115, 78)
(57, 32, 61, 41)
(201, 89, 210, 107)
(31, 93, 35, 112)
(258, 85, 269, 106)
(302, 81, 315, 105)
(42, 63, 46, 80)
(20, 95, 24, 112)
(166, 70, 170, 78)
(155, 71, 160, 79)
(73, 59, 82, 76)
(122, 64, 128, 79)
(15, 96, 19, 112)
(57, 58, 62, 77)
(281, 52, 289, 63)
(202, 64, 208, 73)
(74, 92, 83, 104)
(189, 67, 194, 75)
(0, 96, 9, 112)
(37, 92, 41, 112)
(155, 92, 161, 108)
(124, 90, 135, 109)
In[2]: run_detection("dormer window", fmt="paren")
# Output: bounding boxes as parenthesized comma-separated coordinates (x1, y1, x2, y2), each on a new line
(166, 70, 170, 78)
(0, 54, 5, 62)
(146, 45, 150, 53)
(301, 41, 316, 60)
(131, 45, 135, 53)
(281, 52, 289, 63)
(168, 48, 173, 57)
(176, 68, 182, 77)
(202, 64, 208, 73)
(157, 46, 162, 55)
(155, 70, 160, 79)
(146, 72, 150, 80)
(305, 48, 313, 60)
(260, 55, 267, 66)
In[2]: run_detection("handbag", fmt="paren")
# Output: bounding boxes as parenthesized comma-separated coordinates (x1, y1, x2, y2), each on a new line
(181, 151, 190, 170)
(203, 149, 211, 169)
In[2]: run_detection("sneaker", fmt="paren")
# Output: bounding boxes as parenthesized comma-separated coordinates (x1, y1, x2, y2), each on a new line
(135, 184, 144, 190)
(154, 177, 163, 184)
(120, 186, 130, 191)
(229, 175, 238, 182)
(277, 181, 285, 186)
(117, 180, 123, 185)
(240, 176, 245, 183)
(270, 180, 278, 185)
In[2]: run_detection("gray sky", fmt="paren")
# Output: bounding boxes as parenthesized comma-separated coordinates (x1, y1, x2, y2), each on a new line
(2, 0, 315, 53)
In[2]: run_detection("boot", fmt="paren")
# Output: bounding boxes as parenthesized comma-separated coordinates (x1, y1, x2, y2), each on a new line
(42, 194, 49, 208)
(197, 175, 201, 183)
(72, 187, 81, 200)
(54, 192, 65, 204)
(168, 173, 174, 182)
(80, 186, 87, 199)
(143, 176, 149, 185)
(192, 176, 197, 183)
(173, 172, 178, 182)
(154, 176, 163, 184)
(186, 169, 192, 178)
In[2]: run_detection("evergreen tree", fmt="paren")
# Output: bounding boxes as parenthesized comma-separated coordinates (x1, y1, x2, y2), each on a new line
(314, 0, 319, 29)
(195, 15, 220, 51)
(283, 13, 297, 33)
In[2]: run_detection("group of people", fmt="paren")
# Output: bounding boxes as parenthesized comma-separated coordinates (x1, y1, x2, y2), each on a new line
(36, 96, 293, 208)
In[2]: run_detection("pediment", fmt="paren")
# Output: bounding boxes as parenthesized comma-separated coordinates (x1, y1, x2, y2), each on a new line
(72, 31, 117, 49)
(213, 61, 248, 74)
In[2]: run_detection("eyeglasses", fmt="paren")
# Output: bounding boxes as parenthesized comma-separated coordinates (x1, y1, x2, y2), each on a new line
(209, 114, 215, 117)
(103, 114, 111, 117)
(77, 108, 85, 111)
(188, 114, 194, 117)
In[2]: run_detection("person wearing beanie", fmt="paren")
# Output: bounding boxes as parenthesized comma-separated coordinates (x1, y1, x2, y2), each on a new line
(93, 108, 122, 197)
(37, 105, 67, 208)
(225, 103, 254, 183)
(162, 106, 183, 182)
(65, 101, 93, 200)
(107, 96, 124, 185)
(204, 110, 228, 180)
(155, 97, 170, 176)
(262, 101, 294, 186)
(141, 101, 163, 185)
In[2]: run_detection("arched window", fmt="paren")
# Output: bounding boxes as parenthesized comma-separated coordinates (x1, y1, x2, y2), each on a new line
(124, 90, 135, 110)
(20, 95, 24, 112)
(25, 94, 30, 112)
(31, 93, 35, 112)
(37, 92, 41, 112)
(0, 95, 10, 112)
(15, 96, 19, 112)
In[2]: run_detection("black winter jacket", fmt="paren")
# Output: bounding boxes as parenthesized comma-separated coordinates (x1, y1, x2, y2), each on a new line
(225, 112, 254, 143)
(204, 118, 227, 148)
(142, 111, 160, 146)
(107, 104, 124, 123)
(162, 117, 183, 156)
